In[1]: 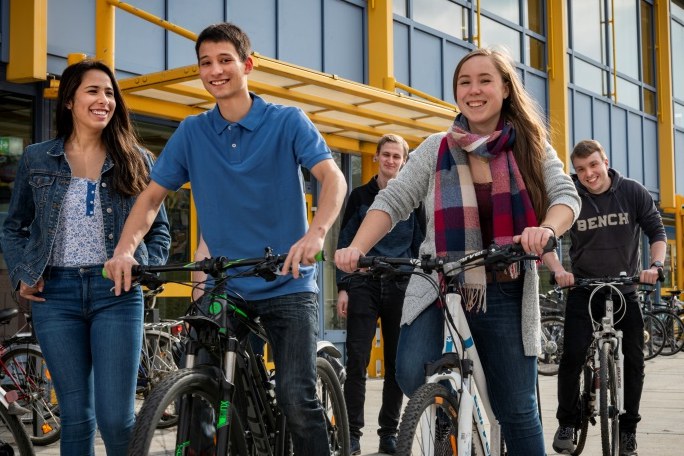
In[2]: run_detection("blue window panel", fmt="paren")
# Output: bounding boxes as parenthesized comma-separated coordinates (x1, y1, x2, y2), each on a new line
(168, 1, 225, 68)
(393, 21, 410, 88)
(567, 88, 574, 156)
(610, 106, 628, 174)
(280, 0, 323, 70)
(642, 118, 658, 192)
(443, 42, 469, 105)
(48, 0, 96, 60)
(116, 1, 165, 74)
(572, 92, 593, 152)
(228, 0, 277, 58)
(524, 72, 547, 115)
(323, 0, 364, 83)
(676, 130, 684, 194)
(627, 112, 643, 182)
(411, 29, 442, 100)
(592, 98, 610, 154)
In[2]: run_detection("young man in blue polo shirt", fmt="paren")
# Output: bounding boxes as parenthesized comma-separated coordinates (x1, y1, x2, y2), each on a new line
(105, 22, 346, 455)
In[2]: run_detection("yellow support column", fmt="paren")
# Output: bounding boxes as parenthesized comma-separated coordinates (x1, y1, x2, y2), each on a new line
(96, 0, 116, 68)
(367, 0, 395, 91)
(654, 0, 676, 210)
(677, 195, 684, 291)
(7, 0, 47, 83)
(546, 0, 570, 169)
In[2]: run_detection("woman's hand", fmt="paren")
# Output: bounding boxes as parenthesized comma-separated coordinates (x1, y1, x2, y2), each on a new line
(514, 226, 555, 256)
(334, 247, 364, 273)
(19, 279, 46, 302)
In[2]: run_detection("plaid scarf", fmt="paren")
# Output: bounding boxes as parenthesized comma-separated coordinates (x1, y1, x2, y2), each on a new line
(434, 114, 538, 311)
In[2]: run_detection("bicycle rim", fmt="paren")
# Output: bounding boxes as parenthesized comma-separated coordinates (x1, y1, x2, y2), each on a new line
(538, 316, 564, 376)
(316, 357, 350, 456)
(138, 329, 180, 428)
(642, 313, 665, 360)
(397, 382, 482, 456)
(0, 402, 34, 455)
(1, 345, 61, 446)
(129, 367, 246, 455)
(573, 365, 592, 455)
(599, 344, 618, 456)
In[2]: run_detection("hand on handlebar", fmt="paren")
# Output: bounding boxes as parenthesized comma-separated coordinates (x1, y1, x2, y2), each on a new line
(282, 231, 324, 279)
(551, 270, 575, 288)
(103, 253, 139, 296)
(514, 226, 556, 256)
(640, 267, 663, 285)
(334, 247, 365, 273)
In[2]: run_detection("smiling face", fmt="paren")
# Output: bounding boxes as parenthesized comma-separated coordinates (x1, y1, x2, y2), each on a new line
(572, 150, 611, 194)
(198, 40, 253, 102)
(455, 55, 510, 135)
(376, 141, 407, 180)
(67, 69, 116, 134)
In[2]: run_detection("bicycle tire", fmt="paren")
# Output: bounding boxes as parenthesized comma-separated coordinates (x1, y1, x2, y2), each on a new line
(396, 382, 484, 455)
(138, 329, 180, 429)
(0, 400, 35, 456)
(599, 343, 618, 456)
(538, 316, 564, 376)
(128, 367, 247, 455)
(316, 357, 350, 456)
(572, 364, 592, 455)
(1, 344, 61, 446)
(642, 313, 665, 360)
(651, 311, 684, 356)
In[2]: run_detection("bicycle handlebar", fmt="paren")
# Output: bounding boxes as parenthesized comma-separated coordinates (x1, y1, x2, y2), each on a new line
(551, 272, 664, 288)
(357, 237, 557, 274)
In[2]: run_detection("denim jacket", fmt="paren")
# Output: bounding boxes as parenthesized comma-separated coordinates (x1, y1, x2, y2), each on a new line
(1, 138, 171, 289)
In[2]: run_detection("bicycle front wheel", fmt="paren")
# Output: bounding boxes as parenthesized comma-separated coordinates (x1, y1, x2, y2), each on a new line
(538, 316, 565, 376)
(316, 357, 350, 456)
(1, 344, 61, 446)
(573, 364, 593, 455)
(0, 400, 35, 456)
(599, 344, 619, 456)
(642, 313, 665, 360)
(396, 382, 484, 456)
(128, 367, 247, 455)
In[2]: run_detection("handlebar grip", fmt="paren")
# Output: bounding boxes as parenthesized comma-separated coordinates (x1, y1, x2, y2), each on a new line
(100, 265, 143, 279)
(314, 251, 326, 262)
(657, 267, 665, 282)
(357, 257, 374, 269)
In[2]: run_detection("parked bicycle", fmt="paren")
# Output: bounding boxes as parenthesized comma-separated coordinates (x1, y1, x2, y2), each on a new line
(538, 289, 566, 376)
(122, 248, 349, 455)
(638, 290, 667, 360)
(0, 383, 35, 455)
(555, 273, 662, 456)
(351, 239, 556, 456)
(646, 291, 684, 356)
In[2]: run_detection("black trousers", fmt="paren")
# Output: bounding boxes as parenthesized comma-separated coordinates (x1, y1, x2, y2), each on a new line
(343, 275, 407, 438)
(556, 287, 644, 433)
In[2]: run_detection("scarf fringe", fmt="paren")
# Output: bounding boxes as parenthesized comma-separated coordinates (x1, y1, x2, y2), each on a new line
(460, 283, 487, 313)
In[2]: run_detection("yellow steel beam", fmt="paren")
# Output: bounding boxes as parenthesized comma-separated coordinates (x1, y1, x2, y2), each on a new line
(125, 94, 205, 121)
(7, 0, 47, 83)
(361, 154, 377, 184)
(654, 0, 676, 210)
(95, 0, 115, 68)
(119, 64, 202, 91)
(106, 0, 198, 41)
(308, 112, 424, 146)
(321, 134, 377, 155)
(546, 0, 570, 170)
(677, 195, 684, 290)
(367, 0, 394, 91)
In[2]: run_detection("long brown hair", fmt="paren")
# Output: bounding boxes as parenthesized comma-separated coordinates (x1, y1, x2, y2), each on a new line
(453, 48, 549, 221)
(56, 59, 149, 196)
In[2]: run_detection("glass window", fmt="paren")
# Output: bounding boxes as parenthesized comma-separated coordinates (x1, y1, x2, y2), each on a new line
(480, 16, 521, 61)
(571, 0, 607, 64)
(614, 0, 639, 79)
(323, 151, 345, 333)
(526, 35, 545, 71)
(526, 0, 544, 34)
(616, 77, 641, 110)
(413, 0, 466, 39)
(393, 0, 407, 17)
(672, 21, 684, 100)
(573, 59, 608, 95)
(675, 102, 684, 128)
(0, 92, 33, 273)
(673, 0, 684, 22)
(641, 1, 655, 86)
(482, 0, 520, 23)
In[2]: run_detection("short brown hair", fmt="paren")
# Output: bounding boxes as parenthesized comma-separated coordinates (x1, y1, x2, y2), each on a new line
(195, 23, 252, 62)
(376, 134, 409, 160)
(571, 139, 608, 163)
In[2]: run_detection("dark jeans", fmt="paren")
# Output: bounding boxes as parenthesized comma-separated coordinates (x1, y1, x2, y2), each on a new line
(556, 287, 644, 433)
(396, 280, 545, 456)
(344, 275, 407, 438)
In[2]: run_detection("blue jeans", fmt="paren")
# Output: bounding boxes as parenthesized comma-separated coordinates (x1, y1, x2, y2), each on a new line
(247, 292, 330, 455)
(396, 280, 545, 456)
(32, 266, 143, 456)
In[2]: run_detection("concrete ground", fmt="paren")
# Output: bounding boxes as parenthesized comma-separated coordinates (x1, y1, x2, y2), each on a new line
(33, 353, 684, 455)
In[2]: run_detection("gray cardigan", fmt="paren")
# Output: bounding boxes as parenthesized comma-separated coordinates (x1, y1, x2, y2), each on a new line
(370, 133, 581, 356)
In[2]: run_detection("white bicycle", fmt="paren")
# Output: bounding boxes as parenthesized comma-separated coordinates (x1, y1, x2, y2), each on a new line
(355, 239, 556, 456)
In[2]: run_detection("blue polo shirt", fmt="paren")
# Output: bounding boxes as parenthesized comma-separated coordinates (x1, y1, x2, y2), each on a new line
(151, 93, 332, 300)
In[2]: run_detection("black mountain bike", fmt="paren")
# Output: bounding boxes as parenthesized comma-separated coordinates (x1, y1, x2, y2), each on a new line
(124, 248, 349, 455)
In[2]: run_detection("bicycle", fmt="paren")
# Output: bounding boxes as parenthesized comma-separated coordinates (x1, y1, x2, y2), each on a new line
(646, 292, 684, 356)
(0, 308, 60, 446)
(122, 248, 350, 455)
(0, 383, 35, 455)
(556, 273, 662, 456)
(637, 290, 666, 360)
(352, 239, 556, 456)
(537, 290, 566, 376)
